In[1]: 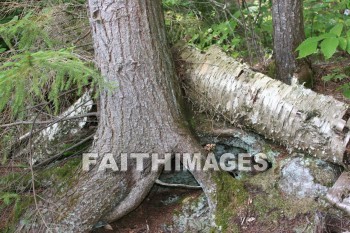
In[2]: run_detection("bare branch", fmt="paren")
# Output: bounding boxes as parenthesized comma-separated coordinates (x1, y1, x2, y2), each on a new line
(0, 112, 98, 128)
(155, 179, 202, 190)
(33, 134, 94, 169)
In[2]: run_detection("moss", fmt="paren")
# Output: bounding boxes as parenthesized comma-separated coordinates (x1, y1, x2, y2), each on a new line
(344, 66, 350, 76)
(0, 194, 33, 232)
(13, 195, 32, 221)
(0, 171, 33, 193)
(246, 163, 322, 227)
(0, 172, 23, 188)
(189, 117, 197, 129)
(0, 157, 81, 231)
(213, 172, 248, 232)
(60, 140, 91, 159)
(266, 62, 276, 79)
(38, 157, 81, 192)
(1, 156, 81, 196)
(252, 188, 319, 226)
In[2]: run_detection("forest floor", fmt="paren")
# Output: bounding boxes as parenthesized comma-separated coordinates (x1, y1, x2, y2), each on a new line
(2, 55, 350, 233)
(93, 55, 350, 233)
(93, 188, 203, 233)
(93, 175, 350, 233)
(312, 56, 350, 105)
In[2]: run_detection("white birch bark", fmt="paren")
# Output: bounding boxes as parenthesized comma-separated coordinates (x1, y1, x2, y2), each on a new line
(179, 45, 350, 165)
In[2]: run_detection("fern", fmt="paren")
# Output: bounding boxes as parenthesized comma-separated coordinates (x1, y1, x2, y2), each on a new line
(0, 49, 102, 116)
(0, 10, 54, 51)
(0, 192, 20, 206)
(0, 8, 106, 118)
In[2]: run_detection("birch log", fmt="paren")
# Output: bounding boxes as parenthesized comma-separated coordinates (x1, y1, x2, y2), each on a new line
(179, 45, 350, 166)
(13, 91, 96, 164)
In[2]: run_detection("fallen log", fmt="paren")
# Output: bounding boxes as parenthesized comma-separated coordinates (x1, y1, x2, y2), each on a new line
(178, 45, 350, 166)
(12, 91, 96, 164)
(326, 172, 350, 215)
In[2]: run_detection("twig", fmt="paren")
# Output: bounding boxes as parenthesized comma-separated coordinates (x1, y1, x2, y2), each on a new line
(33, 134, 94, 169)
(0, 112, 98, 128)
(155, 179, 201, 189)
(28, 103, 52, 232)
(73, 29, 91, 45)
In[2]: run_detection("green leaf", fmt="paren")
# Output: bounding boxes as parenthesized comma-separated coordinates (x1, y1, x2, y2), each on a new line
(0, 49, 103, 115)
(347, 38, 350, 54)
(296, 37, 320, 58)
(322, 74, 336, 81)
(334, 74, 347, 80)
(343, 88, 350, 99)
(339, 37, 347, 50)
(330, 23, 343, 37)
(318, 33, 338, 39)
(11, 16, 19, 22)
(345, 19, 350, 27)
(0, 48, 6, 53)
(320, 37, 339, 59)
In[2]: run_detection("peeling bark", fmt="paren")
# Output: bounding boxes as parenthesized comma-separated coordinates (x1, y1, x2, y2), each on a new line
(326, 172, 350, 215)
(178, 45, 350, 165)
(13, 91, 96, 164)
(15, 5, 350, 229)
(16, 1, 230, 232)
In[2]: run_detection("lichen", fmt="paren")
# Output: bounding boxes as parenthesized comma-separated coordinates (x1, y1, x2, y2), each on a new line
(169, 194, 210, 232)
(245, 159, 327, 228)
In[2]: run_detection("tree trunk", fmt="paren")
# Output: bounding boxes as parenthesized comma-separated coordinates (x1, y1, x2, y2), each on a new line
(17, 1, 234, 232)
(178, 45, 350, 166)
(272, 0, 313, 86)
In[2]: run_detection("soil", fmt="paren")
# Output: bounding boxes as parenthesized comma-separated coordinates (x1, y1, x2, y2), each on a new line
(312, 58, 350, 105)
(93, 187, 202, 233)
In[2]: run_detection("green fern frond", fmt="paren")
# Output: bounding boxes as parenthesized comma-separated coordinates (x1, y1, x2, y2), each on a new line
(0, 49, 101, 116)
(0, 192, 20, 206)
(0, 10, 53, 50)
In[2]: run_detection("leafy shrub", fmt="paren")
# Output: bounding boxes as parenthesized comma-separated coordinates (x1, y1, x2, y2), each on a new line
(297, 23, 350, 59)
(304, 0, 350, 37)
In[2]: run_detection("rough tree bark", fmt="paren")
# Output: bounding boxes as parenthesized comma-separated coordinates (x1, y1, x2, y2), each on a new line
(178, 45, 350, 166)
(15, 38, 350, 231)
(272, 0, 313, 86)
(17, 1, 230, 232)
(15, 1, 350, 228)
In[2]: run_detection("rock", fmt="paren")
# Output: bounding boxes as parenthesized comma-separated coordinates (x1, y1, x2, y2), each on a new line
(163, 194, 211, 232)
(159, 169, 199, 188)
(278, 156, 342, 198)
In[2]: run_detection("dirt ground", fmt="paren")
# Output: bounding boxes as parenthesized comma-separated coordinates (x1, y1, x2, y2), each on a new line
(93, 188, 202, 233)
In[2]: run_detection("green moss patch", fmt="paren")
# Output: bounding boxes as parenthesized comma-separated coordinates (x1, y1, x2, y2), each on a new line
(214, 172, 248, 232)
